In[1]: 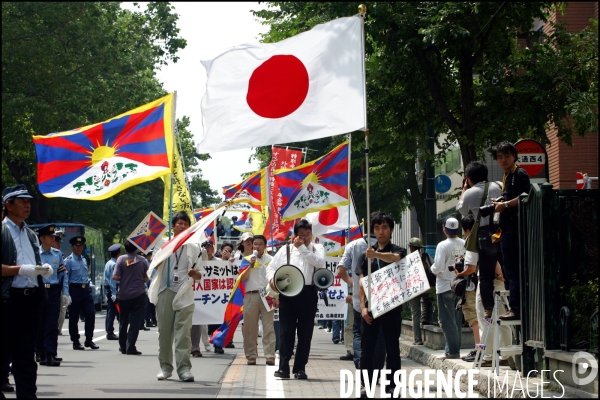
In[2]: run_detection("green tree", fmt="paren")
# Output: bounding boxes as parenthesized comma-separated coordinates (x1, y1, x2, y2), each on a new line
(252, 2, 597, 231)
(2, 2, 187, 250)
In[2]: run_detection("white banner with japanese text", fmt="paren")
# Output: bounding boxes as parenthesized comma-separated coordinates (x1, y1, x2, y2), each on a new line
(314, 256, 348, 320)
(359, 250, 430, 319)
(192, 259, 241, 325)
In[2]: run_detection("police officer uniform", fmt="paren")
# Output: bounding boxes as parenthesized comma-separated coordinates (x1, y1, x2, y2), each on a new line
(35, 224, 69, 367)
(104, 243, 121, 340)
(65, 236, 99, 350)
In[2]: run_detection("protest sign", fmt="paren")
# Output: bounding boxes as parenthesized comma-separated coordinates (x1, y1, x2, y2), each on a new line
(192, 259, 242, 325)
(314, 256, 348, 320)
(359, 250, 430, 319)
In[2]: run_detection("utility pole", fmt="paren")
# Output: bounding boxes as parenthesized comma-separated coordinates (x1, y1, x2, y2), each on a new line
(424, 124, 437, 260)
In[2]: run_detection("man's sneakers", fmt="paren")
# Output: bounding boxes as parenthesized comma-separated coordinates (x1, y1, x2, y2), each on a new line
(274, 370, 290, 379)
(333, 338, 340, 344)
(499, 311, 520, 321)
(294, 371, 308, 379)
(437, 353, 460, 361)
(340, 351, 354, 361)
(179, 372, 194, 382)
(461, 350, 477, 362)
(412, 340, 424, 345)
(266, 357, 276, 365)
(157, 370, 172, 380)
(84, 340, 99, 349)
(214, 346, 224, 354)
(2, 383, 14, 393)
(106, 332, 119, 340)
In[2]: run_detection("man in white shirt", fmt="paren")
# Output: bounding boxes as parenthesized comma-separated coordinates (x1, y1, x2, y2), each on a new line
(266, 220, 325, 380)
(240, 235, 275, 366)
(430, 217, 465, 360)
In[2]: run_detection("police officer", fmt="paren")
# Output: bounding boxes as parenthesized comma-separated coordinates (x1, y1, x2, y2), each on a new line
(2, 184, 54, 397)
(35, 224, 70, 367)
(104, 243, 121, 340)
(65, 236, 99, 350)
(53, 230, 70, 336)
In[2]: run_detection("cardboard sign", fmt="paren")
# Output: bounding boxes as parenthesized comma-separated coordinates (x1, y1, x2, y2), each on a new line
(360, 251, 430, 319)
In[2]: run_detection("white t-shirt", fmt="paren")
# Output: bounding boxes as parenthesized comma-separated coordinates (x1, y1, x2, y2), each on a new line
(430, 237, 466, 294)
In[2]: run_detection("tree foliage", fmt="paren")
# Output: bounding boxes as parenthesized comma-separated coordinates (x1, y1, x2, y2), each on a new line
(252, 2, 598, 231)
(1, 2, 215, 251)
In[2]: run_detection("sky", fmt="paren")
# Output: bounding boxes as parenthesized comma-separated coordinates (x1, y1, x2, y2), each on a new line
(123, 2, 270, 198)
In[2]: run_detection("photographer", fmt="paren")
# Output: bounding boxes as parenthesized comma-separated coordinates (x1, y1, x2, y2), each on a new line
(456, 161, 502, 319)
(491, 141, 530, 321)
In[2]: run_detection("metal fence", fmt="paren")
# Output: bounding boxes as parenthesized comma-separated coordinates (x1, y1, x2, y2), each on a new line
(520, 183, 599, 371)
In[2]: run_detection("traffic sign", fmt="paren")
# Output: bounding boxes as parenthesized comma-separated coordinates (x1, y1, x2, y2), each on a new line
(576, 172, 585, 189)
(515, 139, 548, 182)
(435, 174, 452, 193)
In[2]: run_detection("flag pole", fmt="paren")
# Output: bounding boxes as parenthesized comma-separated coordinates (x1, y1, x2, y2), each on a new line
(347, 134, 352, 245)
(358, 4, 371, 312)
(167, 91, 178, 286)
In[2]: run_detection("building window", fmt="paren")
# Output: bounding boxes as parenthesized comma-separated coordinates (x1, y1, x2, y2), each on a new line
(435, 145, 462, 176)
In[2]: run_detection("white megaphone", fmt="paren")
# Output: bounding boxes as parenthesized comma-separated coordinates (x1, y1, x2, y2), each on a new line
(270, 264, 305, 297)
(313, 268, 334, 290)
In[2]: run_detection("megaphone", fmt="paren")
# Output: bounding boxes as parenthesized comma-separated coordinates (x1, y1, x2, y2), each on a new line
(313, 268, 334, 290)
(271, 264, 305, 297)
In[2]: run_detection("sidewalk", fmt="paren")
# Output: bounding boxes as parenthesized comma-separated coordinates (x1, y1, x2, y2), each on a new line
(217, 323, 593, 398)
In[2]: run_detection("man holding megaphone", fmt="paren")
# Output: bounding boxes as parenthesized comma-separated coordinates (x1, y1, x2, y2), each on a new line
(266, 220, 325, 380)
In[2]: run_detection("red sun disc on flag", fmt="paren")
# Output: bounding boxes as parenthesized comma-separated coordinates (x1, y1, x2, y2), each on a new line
(246, 55, 309, 118)
(318, 207, 339, 226)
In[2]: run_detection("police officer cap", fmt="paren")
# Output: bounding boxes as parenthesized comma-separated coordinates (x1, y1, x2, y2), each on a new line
(37, 224, 58, 237)
(2, 184, 33, 203)
(108, 243, 122, 252)
(69, 236, 86, 245)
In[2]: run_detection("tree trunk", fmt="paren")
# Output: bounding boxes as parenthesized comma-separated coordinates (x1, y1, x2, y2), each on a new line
(405, 157, 425, 234)
(458, 49, 478, 168)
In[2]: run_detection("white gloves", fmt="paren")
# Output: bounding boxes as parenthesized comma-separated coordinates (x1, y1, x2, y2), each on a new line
(111, 294, 116, 302)
(39, 263, 53, 278)
(65, 295, 72, 306)
(18, 264, 39, 278)
(19, 264, 53, 279)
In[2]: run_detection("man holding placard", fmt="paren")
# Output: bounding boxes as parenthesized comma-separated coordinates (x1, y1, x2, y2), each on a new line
(355, 211, 407, 397)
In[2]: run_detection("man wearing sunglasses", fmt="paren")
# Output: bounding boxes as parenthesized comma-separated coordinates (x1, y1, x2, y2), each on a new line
(65, 236, 99, 351)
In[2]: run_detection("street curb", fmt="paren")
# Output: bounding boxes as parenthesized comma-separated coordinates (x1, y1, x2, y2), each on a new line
(399, 339, 596, 398)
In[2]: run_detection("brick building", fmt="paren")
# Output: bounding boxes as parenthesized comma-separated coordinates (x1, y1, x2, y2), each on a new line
(544, 2, 598, 189)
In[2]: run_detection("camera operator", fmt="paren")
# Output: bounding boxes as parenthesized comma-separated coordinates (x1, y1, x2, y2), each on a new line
(491, 141, 530, 321)
(456, 161, 502, 319)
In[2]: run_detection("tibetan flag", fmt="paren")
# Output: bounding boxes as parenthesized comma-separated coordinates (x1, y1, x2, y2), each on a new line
(127, 212, 168, 254)
(274, 141, 349, 221)
(222, 169, 266, 206)
(209, 256, 251, 347)
(232, 212, 265, 235)
(347, 225, 363, 243)
(315, 230, 345, 256)
(32, 94, 174, 200)
(194, 207, 215, 236)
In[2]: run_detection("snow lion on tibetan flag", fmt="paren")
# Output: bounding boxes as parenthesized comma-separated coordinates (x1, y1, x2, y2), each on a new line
(274, 141, 349, 221)
(32, 94, 174, 200)
(198, 16, 365, 154)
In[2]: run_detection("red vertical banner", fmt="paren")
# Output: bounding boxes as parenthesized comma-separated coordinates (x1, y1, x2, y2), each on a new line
(265, 147, 304, 243)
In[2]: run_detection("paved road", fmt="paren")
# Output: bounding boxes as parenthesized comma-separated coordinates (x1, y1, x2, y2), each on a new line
(5, 312, 479, 398)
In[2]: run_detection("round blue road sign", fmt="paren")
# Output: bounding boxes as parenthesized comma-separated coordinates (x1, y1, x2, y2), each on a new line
(435, 174, 452, 193)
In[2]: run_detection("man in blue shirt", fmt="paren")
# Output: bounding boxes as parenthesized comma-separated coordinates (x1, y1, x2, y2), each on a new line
(65, 236, 99, 350)
(1, 185, 53, 397)
(104, 243, 121, 340)
(35, 224, 69, 367)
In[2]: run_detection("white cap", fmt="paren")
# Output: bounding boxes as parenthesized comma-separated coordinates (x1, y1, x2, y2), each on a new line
(241, 232, 254, 242)
(444, 217, 459, 233)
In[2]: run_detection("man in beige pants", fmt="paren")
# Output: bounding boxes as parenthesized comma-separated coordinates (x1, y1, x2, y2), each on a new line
(148, 212, 203, 382)
(240, 235, 275, 365)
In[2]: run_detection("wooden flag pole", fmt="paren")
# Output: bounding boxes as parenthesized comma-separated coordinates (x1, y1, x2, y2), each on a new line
(358, 4, 371, 312)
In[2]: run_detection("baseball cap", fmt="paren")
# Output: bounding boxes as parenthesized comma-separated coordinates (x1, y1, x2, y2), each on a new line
(408, 237, 424, 248)
(241, 232, 254, 242)
(444, 217, 459, 235)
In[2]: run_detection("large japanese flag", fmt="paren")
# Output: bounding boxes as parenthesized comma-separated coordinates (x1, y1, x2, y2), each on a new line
(305, 200, 359, 236)
(198, 16, 365, 154)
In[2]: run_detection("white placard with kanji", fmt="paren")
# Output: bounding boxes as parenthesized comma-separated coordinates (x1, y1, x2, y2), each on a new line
(360, 250, 430, 319)
(314, 256, 348, 321)
(192, 260, 242, 325)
